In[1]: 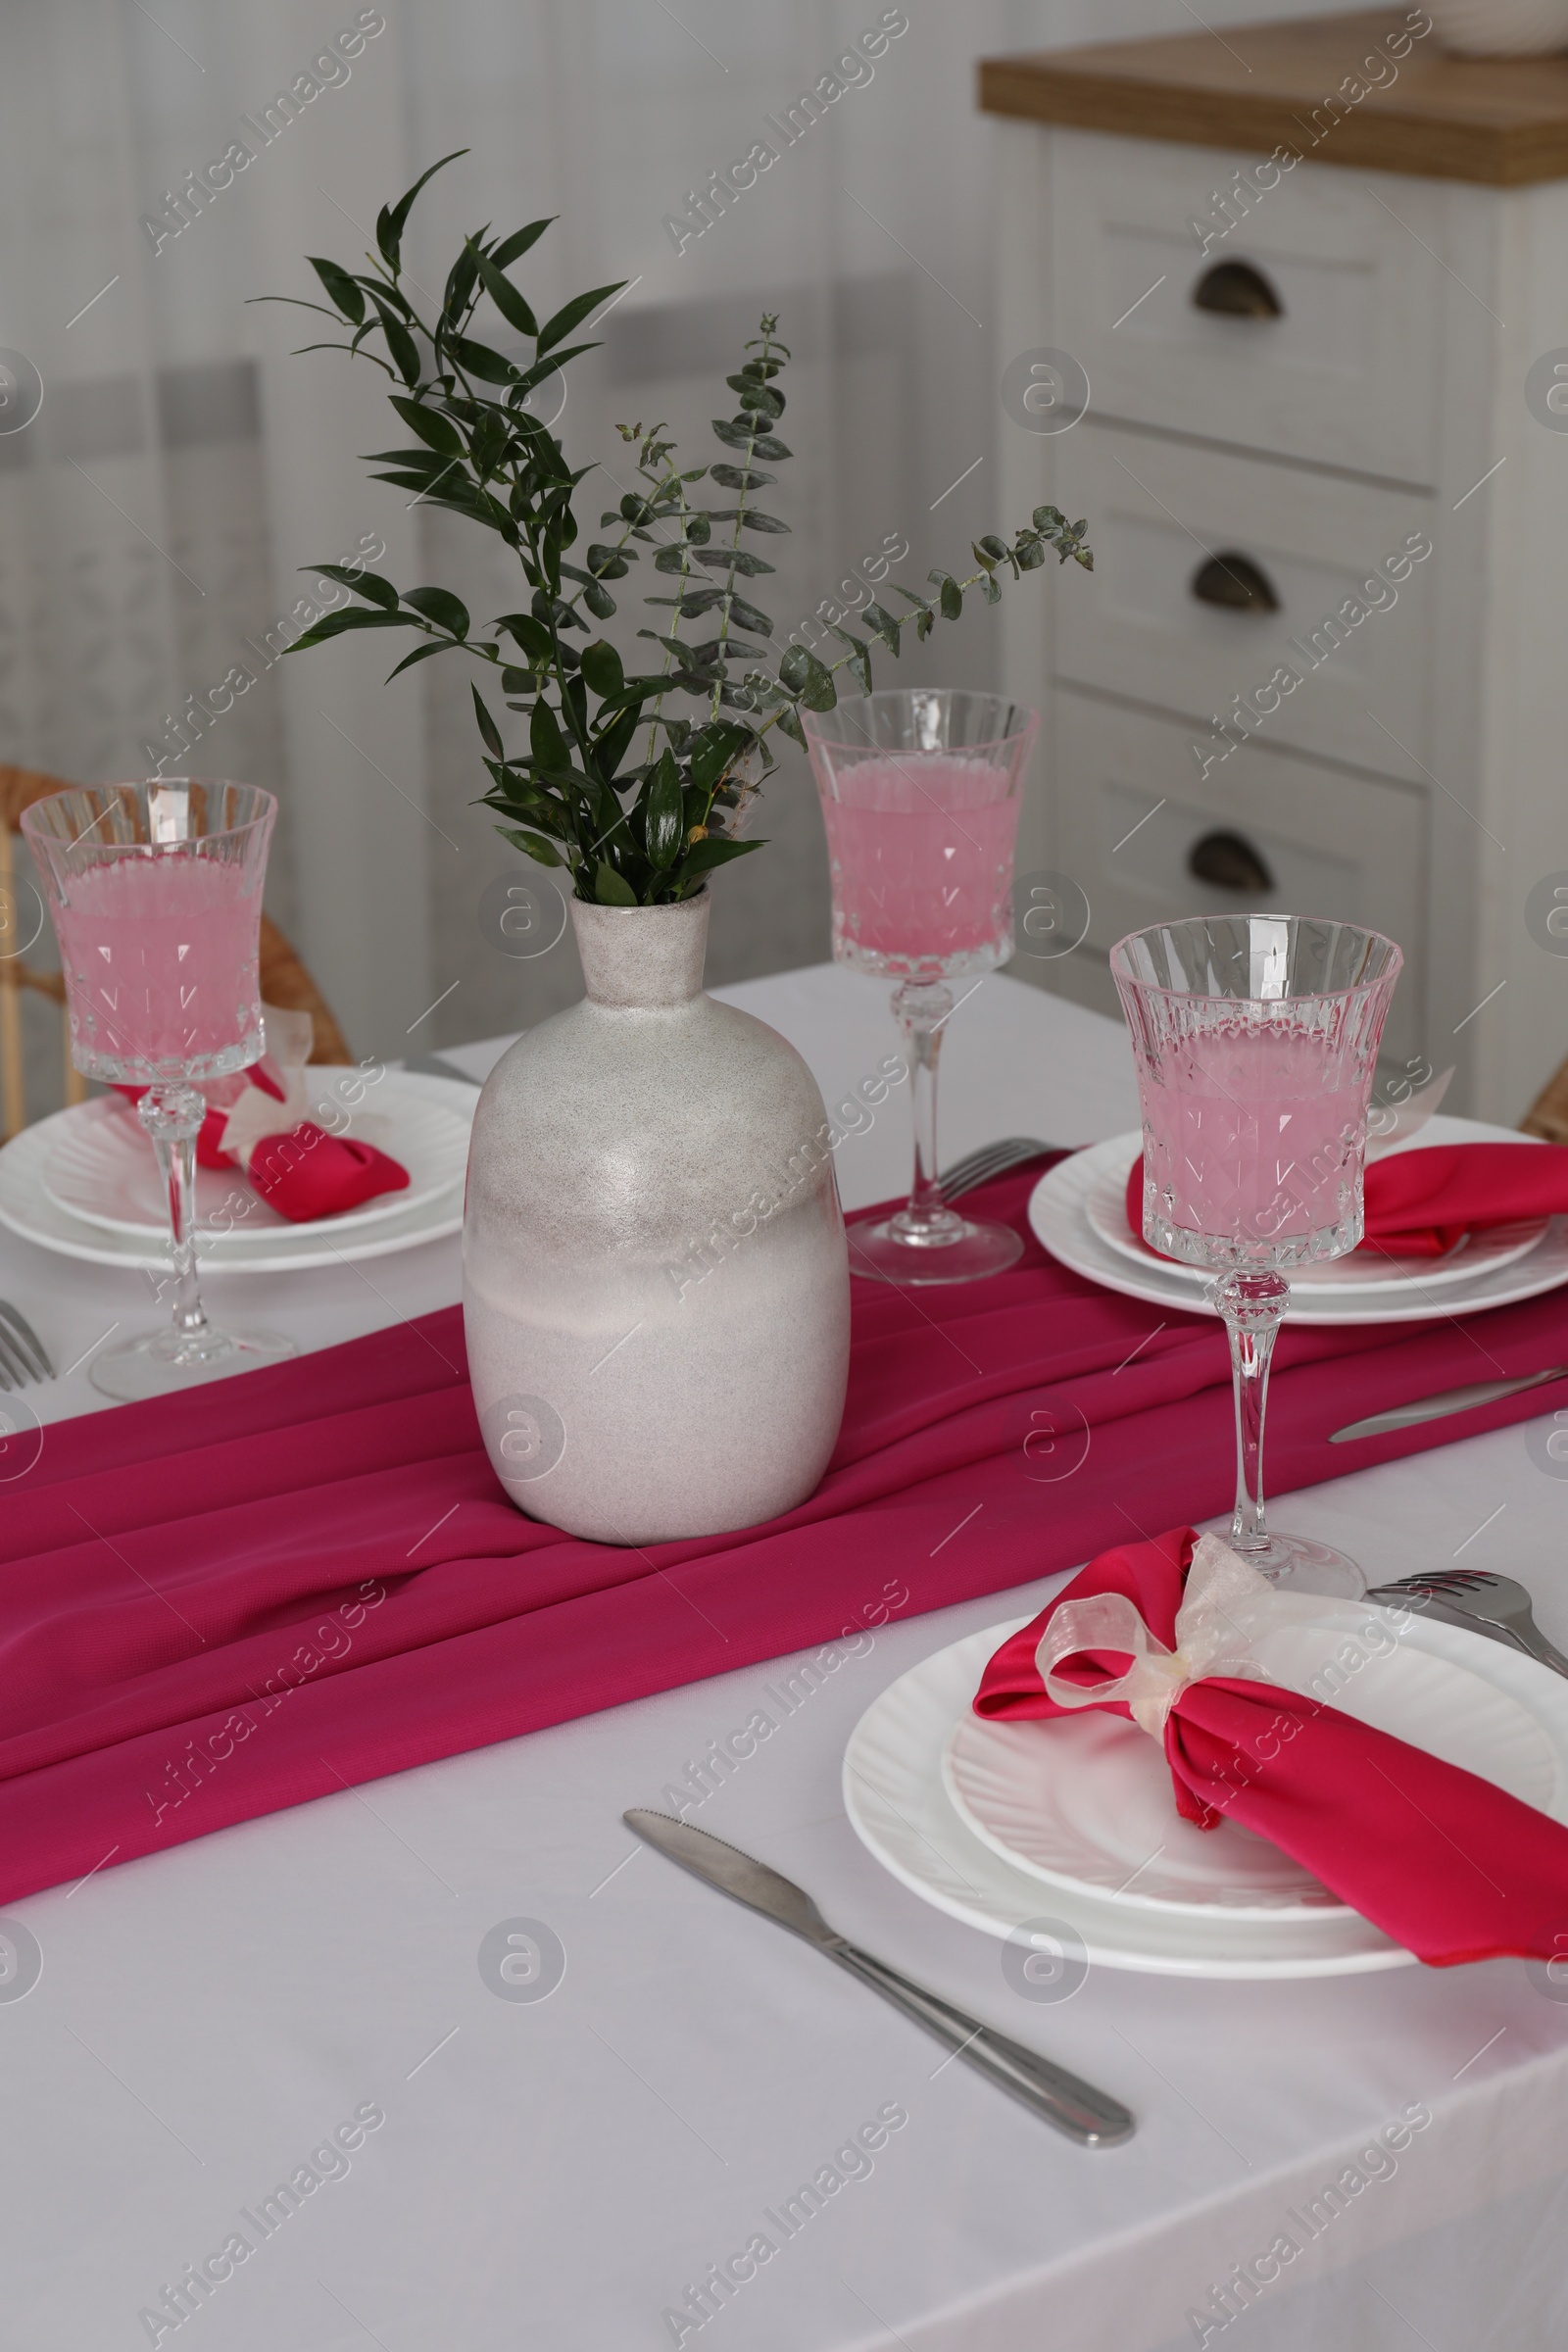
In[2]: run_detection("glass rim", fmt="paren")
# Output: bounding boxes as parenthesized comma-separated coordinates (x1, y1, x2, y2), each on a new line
(1109, 914, 1403, 1005)
(20, 777, 276, 851)
(802, 687, 1040, 754)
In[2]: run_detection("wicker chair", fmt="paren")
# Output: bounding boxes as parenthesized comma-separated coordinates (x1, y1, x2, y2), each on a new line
(1522, 1061, 1568, 1146)
(0, 764, 350, 1140)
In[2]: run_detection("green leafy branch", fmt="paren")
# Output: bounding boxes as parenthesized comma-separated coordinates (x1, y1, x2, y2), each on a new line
(258, 150, 1092, 906)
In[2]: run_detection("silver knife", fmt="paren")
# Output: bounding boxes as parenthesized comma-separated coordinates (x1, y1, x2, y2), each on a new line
(1330, 1365, 1568, 1445)
(623, 1809, 1134, 2146)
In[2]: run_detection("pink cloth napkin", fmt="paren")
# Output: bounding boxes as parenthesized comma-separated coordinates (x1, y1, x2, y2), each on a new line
(1126, 1140, 1568, 1260)
(974, 1527, 1568, 1967)
(243, 1122, 409, 1221)
(2, 1155, 1567, 1905)
(115, 1057, 409, 1224)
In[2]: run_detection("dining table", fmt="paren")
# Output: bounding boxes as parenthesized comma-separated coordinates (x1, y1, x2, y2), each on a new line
(4, 959, 1566, 2352)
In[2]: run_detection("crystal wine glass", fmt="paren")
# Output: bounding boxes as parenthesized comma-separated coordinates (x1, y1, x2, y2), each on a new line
(1110, 914, 1402, 1598)
(23, 779, 295, 1400)
(806, 688, 1039, 1285)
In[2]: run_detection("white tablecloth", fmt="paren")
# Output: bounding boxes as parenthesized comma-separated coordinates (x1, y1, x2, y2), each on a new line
(4, 966, 1566, 2352)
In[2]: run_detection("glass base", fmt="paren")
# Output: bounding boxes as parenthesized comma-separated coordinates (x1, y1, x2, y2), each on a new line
(829, 935, 1006, 985)
(849, 1213, 1025, 1287)
(1229, 1532, 1365, 1600)
(1151, 1206, 1362, 1273)
(72, 1022, 265, 1088)
(89, 1324, 296, 1401)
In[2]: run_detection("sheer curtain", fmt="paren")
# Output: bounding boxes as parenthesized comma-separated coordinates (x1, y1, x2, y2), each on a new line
(0, 0, 1331, 1096)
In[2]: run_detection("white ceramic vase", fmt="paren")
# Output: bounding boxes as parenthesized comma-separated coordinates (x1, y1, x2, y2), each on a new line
(1425, 0, 1568, 52)
(464, 891, 852, 1543)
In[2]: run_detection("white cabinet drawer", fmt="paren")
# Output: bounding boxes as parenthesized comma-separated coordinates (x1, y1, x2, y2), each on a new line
(1053, 691, 1427, 1061)
(1046, 129, 1444, 483)
(1054, 427, 1437, 783)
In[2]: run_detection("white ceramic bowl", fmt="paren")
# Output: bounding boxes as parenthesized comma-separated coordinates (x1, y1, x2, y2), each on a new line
(1426, 0, 1568, 53)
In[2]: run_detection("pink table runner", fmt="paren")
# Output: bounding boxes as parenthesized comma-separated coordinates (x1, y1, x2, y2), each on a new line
(4, 1157, 1567, 1904)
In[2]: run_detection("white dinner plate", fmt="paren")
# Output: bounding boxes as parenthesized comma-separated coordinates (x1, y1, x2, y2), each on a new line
(0, 1074, 475, 1273)
(942, 1613, 1559, 1920)
(1029, 1121, 1568, 1326)
(1080, 1116, 1549, 1297)
(43, 1073, 471, 1245)
(843, 1610, 1568, 1977)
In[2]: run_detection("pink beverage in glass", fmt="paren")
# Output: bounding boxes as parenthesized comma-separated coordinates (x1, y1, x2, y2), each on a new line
(1143, 1021, 1370, 1248)
(51, 850, 264, 1079)
(1114, 914, 1400, 1596)
(22, 779, 289, 1402)
(820, 754, 1021, 976)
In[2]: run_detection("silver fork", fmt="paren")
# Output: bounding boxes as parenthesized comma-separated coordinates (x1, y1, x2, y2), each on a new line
(1364, 1570, 1568, 1680)
(939, 1135, 1053, 1199)
(0, 1301, 53, 1393)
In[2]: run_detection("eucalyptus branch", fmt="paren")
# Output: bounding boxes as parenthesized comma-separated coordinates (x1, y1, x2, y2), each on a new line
(265, 150, 1092, 906)
(705, 315, 782, 722)
(623, 434, 704, 763)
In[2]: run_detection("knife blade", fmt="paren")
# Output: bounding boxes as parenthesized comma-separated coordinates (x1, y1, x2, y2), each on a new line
(1329, 1364, 1568, 1445)
(623, 1809, 1134, 2146)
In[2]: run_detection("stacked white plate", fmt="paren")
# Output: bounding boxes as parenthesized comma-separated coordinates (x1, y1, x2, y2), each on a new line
(1029, 1114, 1568, 1325)
(844, 1607, 1568, 1977)
(0, 1069, 476, 1273)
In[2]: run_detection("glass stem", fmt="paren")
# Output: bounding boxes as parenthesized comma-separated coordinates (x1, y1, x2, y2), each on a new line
(138, 1083, 214, 1352)
(891, 980, 962, 1245)
(1215, 1270, 1290, 1553)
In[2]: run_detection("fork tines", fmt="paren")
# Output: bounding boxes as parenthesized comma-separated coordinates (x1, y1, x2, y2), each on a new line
(0, 1302, 54, 1391)
(938, 1136, 1052, 1199)
(1376, 1569, 1501, 1595)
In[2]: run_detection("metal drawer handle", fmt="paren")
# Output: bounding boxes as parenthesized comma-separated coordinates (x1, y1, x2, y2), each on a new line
(1192, 260, 1284, 319)
(1190, 552, 1280, 613)
(1188, 830, 1276, 895)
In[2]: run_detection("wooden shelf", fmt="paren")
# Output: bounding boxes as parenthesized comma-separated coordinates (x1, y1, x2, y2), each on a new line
(979, 9, 1568, 185)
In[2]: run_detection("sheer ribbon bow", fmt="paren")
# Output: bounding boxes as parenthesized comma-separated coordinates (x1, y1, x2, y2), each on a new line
(1034, 1533, 1310, 1738)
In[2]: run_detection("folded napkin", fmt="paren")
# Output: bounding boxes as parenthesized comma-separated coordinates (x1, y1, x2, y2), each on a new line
(116, 1005, 409, 1225)
(1125, 1141, 1568, 1262)
(974, 1528, 1568, 1966)
(1355, 1143, 1568, 1257)
(3, 1155, 1568, 1907)
(243, 1123, 410, 1222)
